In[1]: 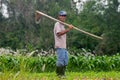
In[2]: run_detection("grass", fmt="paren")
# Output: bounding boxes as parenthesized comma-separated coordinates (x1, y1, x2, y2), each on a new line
(0, 71, 120, 80)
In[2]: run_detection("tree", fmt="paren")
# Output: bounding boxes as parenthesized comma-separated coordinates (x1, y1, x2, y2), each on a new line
(0, 0, 120, 55)
(96, 0, 120, 55)
(84, 0, 120, 55)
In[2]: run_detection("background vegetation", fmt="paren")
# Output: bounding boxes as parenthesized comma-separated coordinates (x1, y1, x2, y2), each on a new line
(0, 0, 120, 55)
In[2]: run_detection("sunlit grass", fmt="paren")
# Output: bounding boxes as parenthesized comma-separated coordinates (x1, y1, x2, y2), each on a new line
(0, 71, 120, 80)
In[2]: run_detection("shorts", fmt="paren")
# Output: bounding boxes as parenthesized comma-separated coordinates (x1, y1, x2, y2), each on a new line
(56, 48, 68, 67)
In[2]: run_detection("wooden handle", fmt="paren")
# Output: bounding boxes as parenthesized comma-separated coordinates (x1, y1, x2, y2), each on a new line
(36, 10, 103, 40)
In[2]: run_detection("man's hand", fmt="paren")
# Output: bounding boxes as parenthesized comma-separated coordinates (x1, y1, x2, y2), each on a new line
(68, 25, 73, 30)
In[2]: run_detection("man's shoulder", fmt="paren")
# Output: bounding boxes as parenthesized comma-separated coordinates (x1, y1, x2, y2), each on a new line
(54, 22, 60, 28)
(55, 22, 60, 25)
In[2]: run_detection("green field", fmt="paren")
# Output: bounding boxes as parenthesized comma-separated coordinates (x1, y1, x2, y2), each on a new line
(0, 71, 120, 80)
(0, 55, 120, 80)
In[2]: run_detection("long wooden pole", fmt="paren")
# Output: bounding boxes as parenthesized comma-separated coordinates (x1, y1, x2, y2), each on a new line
(36, 10, 103, 40)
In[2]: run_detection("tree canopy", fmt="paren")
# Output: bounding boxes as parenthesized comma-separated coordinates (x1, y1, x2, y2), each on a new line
(0, 0, 120, 55)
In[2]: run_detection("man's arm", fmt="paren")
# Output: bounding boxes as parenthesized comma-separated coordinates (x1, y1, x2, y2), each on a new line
(57, 25, 73, 36)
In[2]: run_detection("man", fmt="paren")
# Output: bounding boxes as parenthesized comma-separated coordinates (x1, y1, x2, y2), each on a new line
(53, 10, 73, 77)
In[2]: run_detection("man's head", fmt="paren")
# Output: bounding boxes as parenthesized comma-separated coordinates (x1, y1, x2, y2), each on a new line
(58, 10, 67, 22)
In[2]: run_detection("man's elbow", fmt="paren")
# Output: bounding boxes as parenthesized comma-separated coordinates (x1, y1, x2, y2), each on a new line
(57, 33, 62, 36)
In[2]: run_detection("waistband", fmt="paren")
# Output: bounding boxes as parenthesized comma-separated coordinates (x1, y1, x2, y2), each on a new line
(56, 48, 67, 50)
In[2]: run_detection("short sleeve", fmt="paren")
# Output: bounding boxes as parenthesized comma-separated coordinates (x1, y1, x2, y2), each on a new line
(54, 22, 61, 34)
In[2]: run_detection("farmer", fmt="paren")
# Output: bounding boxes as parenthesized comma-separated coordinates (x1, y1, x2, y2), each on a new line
(53, 10, 73, 77)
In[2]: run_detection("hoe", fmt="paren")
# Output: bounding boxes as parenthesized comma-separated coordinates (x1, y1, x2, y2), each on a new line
(35, 10, 103, 40)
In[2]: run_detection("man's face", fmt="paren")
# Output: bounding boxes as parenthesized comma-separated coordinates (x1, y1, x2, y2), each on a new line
(58, 15, 66, 22)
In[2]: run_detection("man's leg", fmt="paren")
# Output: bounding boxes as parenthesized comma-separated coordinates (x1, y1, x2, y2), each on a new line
(64, 50, 68, 66)
(56, 66, 62, 76)
(56, 48, 65, 76)
(62, 50, 68, 76)
(56, 49, 68, 76)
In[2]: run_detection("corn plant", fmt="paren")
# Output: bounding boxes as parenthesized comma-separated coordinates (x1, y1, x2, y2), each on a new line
(0, 54, 120, 72)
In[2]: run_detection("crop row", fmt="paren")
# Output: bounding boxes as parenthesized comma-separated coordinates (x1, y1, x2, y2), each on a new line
(0, 54, 120, 72)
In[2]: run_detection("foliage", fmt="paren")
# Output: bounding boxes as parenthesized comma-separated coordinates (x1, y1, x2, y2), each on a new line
(0, 0, 120, 55)
(0, 54, 120, 72)
(69, 54, 120, 71)
(91, 0, 120, 55)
